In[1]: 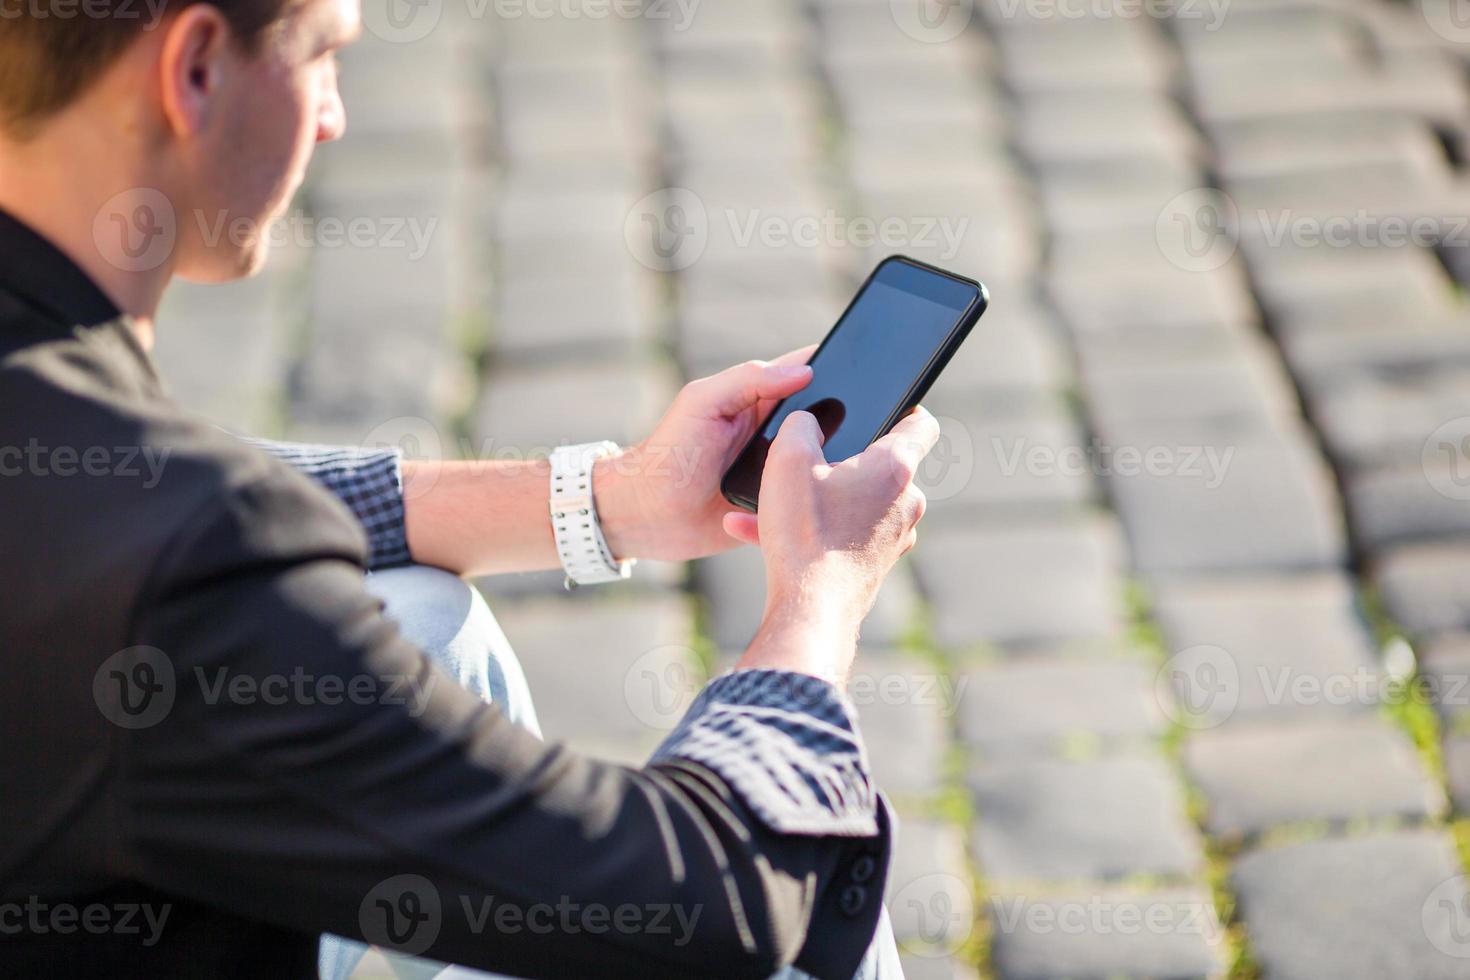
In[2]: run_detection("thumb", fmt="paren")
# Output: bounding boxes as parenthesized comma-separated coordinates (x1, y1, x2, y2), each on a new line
(722, 510, 760, 545)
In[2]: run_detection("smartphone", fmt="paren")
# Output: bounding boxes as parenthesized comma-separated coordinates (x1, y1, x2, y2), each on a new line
(721, 255, 988, 512)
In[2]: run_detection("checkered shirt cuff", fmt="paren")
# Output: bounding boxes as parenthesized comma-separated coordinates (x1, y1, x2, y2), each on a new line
(235, 436, 412, 570)
(651, 668, 880, 838)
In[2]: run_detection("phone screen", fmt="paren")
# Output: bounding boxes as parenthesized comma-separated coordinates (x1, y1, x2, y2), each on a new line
(722, 257, 984, 509)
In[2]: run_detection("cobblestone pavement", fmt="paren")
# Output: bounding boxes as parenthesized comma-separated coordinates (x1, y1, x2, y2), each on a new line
(154, 0, 1470, 976)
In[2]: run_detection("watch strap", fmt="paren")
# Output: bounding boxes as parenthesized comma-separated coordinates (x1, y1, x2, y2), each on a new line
(549, 441, 635, 588)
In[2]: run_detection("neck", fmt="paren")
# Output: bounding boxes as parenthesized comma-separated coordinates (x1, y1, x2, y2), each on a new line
(0, 114, 174, 349)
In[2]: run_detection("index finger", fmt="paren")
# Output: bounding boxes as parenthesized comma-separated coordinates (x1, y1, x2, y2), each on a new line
(768, 344, 818, 369)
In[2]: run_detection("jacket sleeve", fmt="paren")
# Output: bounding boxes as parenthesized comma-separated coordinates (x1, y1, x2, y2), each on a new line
(120, 473, 889, 980)
(229, 434, 412, 569)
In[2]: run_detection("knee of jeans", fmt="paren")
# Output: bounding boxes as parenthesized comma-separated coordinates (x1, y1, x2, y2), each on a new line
(365, 565, 539, 731)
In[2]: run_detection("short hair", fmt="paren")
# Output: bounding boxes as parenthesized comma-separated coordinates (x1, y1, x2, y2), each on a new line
(0, 0, 296, 139)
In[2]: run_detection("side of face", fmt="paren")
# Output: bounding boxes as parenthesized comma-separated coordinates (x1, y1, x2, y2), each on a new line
(165, 0, 360, 282)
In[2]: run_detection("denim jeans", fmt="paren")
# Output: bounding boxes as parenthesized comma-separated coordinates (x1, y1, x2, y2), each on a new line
(319, 566, 902, 980)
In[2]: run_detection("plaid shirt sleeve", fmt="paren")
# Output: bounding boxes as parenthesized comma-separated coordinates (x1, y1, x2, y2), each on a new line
(651, 668, 881, 837)
(232, 436, 412, 570)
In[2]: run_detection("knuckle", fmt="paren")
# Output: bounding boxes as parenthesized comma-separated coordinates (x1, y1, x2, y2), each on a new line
(905, 485, 928, 523)
(887, 448, 918, 486)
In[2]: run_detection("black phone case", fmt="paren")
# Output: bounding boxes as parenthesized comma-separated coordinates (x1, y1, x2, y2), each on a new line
(720, 255, 990, 512)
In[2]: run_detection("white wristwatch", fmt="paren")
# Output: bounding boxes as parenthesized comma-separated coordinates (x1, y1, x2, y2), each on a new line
(549, 441, 635, 589)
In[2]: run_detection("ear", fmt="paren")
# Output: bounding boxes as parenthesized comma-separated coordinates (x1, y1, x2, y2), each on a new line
(157, 5, 233, 139)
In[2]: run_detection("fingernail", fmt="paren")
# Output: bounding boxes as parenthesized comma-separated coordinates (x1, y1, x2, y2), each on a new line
(773, 365, 810, 377)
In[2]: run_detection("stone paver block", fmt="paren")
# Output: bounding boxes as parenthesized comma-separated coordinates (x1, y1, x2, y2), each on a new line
(495, 594, 698, 751)
(1152, 573, 1380, 727)
(154, 283, 288, 433)
(695, 546, 917, 650)
(885, 818, 973, 947)
(1349, 465, 1470, 554)
(1231, 831, 1470, 980)
(1014, 92, 1202, 166)
(920, 407, 1096, 516)
(493, 273, 655, 359)
(1188, 61, 1383, 123)
(1308, 370, 1470, 471)
(1048, 261, 1257, 343)
(969, 756, 1204, 881)
(1446, 735, 1470, 813)
(1248, 243, 1453, 323)
(956, 659, 1164, 754)
(676, 294, 842, 375)
(912, 517, 1126, 650)
(988, 889, 1223, 980)
(896, 955, 980, 980)
(1183, 716, 1442, 839)
(1375, 543, 1470, 636)
(475, 359, 678, 448)
(1081, 342, 1300, 435)
(1105, 428, 1346, 575)
(847, 651, 952, 798)
(928, 290, 1066, 401)
(1421, 634, 1470, 725)
(1283, 323, 1470, 393)
(1211, 109, 1449, 183)
(1036, 158, 1202, 233)
(291, 324, 463, 444)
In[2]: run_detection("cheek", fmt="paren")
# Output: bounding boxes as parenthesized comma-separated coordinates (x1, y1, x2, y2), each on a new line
(232, 64, 319, 201)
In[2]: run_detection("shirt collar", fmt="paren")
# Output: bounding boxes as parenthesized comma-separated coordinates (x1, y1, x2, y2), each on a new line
(0, 206, 122, 328)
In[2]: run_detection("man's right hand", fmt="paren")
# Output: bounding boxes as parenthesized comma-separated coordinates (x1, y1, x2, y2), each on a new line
(725, 406, 941, 685)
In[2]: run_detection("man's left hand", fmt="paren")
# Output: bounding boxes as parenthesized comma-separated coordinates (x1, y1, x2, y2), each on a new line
(597, 346, 817, 562)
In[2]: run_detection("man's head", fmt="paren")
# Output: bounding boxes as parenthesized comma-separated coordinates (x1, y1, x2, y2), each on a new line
(0, 0, 360, 283)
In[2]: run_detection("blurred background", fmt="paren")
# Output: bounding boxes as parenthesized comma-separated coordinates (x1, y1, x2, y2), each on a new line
(155, 0, 1470, 975)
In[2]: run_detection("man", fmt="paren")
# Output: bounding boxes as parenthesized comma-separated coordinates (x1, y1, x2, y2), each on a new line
(0, 0, 936, 977)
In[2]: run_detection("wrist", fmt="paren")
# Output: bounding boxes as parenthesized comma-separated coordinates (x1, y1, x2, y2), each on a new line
(591, 446, 650, 562)
(738, 588, 863, 686)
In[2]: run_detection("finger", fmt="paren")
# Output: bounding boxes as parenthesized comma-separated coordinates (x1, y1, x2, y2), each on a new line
(722, 510, 760, 545)
(768, 344, 818, 370)
(683, 358, 814, 419)
(769, 410, 826, 461)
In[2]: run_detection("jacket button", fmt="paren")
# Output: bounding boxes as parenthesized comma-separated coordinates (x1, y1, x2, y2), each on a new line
(850, 855, 876, 883)
(839, 884, 867, 917)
